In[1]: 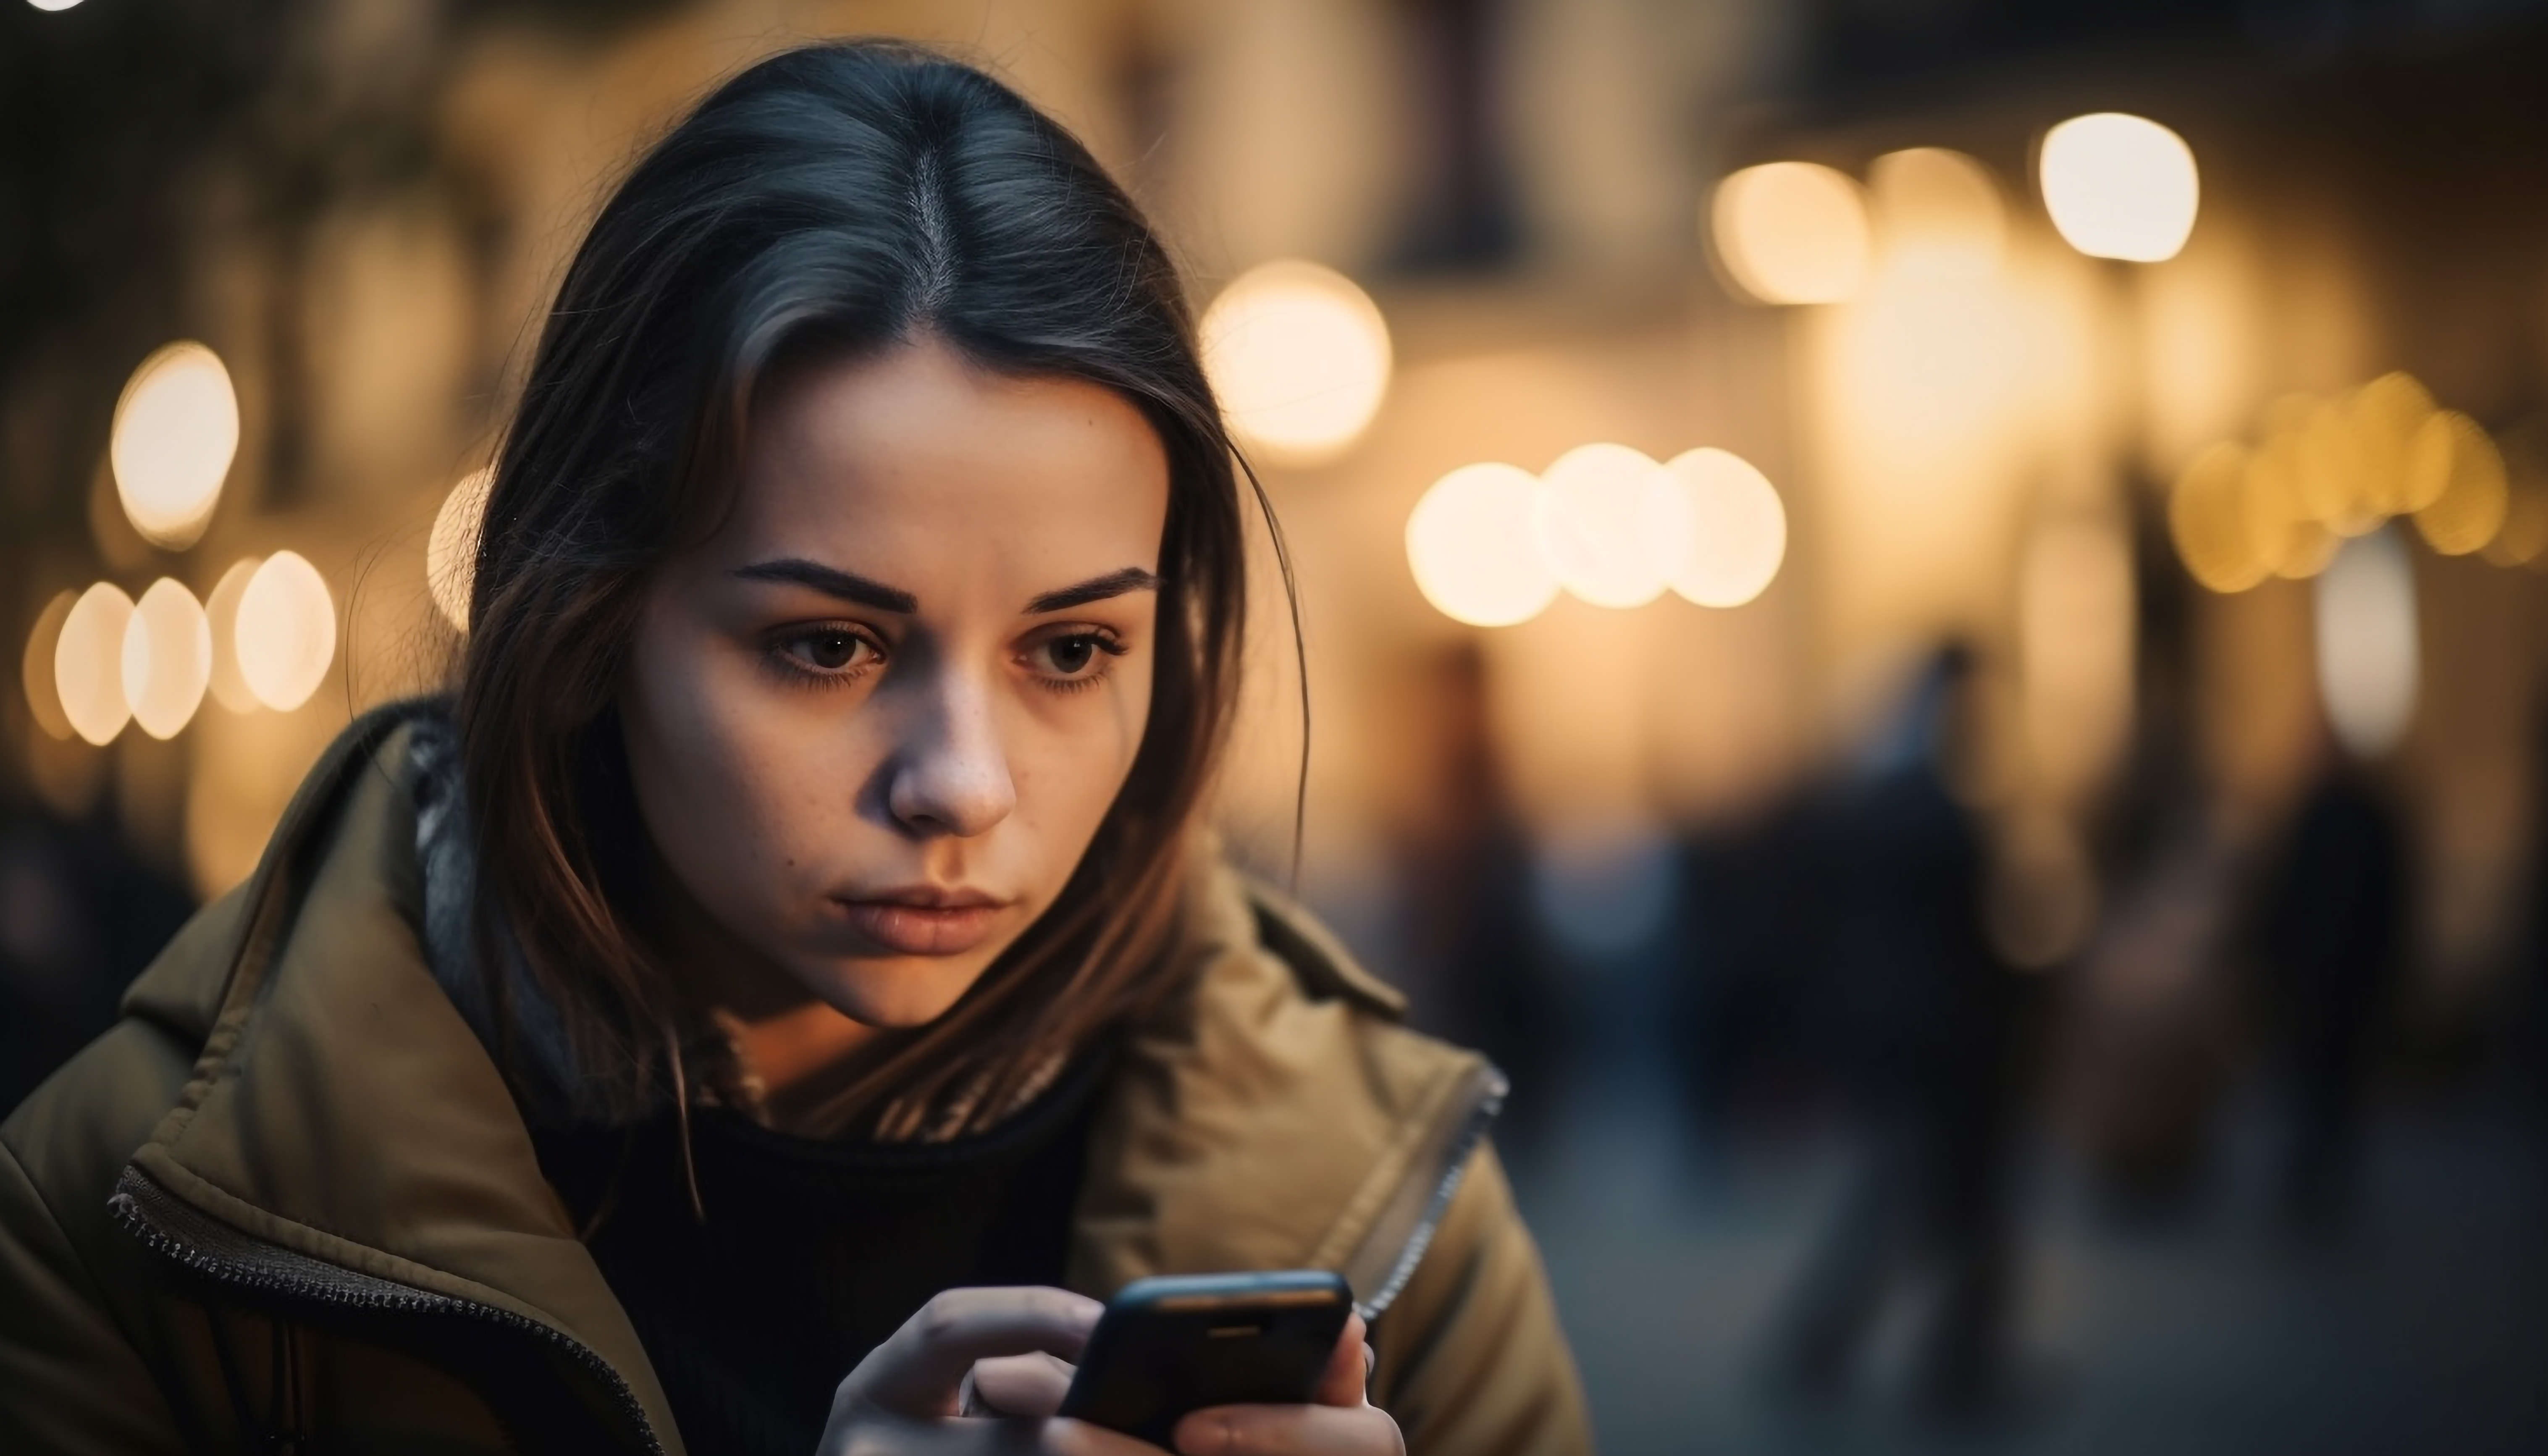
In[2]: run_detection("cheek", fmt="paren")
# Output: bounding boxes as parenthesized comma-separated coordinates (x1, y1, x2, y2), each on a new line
(623, 629, 730, 852)
(1023, 658, 1154, 845)
(1109, 655, 1157, 786)
(620, 619, 816, 892)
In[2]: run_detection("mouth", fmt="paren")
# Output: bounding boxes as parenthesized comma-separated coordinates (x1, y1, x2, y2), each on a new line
(828, 887, 1013, 957)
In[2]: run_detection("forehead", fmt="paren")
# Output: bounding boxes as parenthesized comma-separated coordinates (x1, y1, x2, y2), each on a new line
(711, 338, 1170, 592)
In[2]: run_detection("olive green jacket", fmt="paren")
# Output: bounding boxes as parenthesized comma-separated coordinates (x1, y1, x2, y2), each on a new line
(0, 705, 1590, 1454)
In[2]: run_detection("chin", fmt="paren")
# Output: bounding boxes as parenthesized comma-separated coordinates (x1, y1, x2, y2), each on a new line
(799, 954, 990, 1029)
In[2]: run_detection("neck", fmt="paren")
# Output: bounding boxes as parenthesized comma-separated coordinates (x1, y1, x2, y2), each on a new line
(715, 996, 887, 1104)
(634, 850, 886, 1108)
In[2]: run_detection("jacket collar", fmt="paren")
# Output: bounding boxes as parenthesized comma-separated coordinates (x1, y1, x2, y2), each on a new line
(117, 704, 683, 1452)
(1068, 853, 1504, 1318)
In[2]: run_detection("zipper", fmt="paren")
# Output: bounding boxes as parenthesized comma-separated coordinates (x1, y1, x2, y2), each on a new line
(1340, 1060, 1509, 1322)
(110, 1164, 667, 1456)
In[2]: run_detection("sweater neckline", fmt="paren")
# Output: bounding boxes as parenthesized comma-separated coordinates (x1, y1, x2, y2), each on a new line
(667, 1031, 1119, 1171)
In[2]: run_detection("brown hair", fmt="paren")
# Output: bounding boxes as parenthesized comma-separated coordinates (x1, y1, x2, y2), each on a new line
(457, 40, 1270, 1135)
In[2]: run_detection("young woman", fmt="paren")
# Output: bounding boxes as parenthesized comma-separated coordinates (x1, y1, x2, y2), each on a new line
(0, 39, 1586, 1456)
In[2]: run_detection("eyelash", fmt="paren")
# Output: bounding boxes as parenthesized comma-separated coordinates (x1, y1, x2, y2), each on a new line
(1028, 629, 1130, 695)
(759, 624, 1129, 696)
(763, 624, 887, 693)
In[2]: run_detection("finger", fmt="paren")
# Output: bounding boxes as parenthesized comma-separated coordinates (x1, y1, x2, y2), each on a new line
(968, 1351, 1079, 1419)
(840, 1287, 1104, 1418)
(1173, 1402, 1404, 1456)
(1313, 1315, 1371, 1408)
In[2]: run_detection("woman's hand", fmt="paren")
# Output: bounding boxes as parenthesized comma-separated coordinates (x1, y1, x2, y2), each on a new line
(1169, 1314, 1404, 1456)
(818, 1286, 1153, 1455)
(818, 1287, 1404, 1456)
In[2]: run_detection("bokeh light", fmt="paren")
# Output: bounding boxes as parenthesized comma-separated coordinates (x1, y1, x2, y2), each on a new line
(120, 577, 211, 740)
(203, 556, 263, 713)
(1534, 443, 1672, 608)
(427, 467, 493, 630)
(234, 551, 337, 711)
(1868, 147, 2006, 278)
(2169, 442, 2267, 593)
(1710, 161, 1874, 305)
(1649, 448, 1787, 608)
(2347, 372, 2439, 515)
(54, 582, 135, 746)
(2288, 397, 2381, 536)
(2162, 373, 2530, 588)
(21, 589, 79, 741)
(1200, 260, 1392, 466)
(2038, 113, 2200, 263)
(2408, 410, 2509, 556)
(1406, 463, 1561, 627)
(2244, 429, 2341, 580)
(2315, 527, 2419, 759)
(28, 0, 88, 11)
(110, 341, 240, 551)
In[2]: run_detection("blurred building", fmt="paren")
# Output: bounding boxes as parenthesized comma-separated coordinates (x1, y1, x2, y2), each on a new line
(12, 0, 2548, 1018)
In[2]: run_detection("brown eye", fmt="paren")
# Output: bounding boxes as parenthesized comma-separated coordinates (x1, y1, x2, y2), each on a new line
(790, 629, 869, 672)
(1046, 634, 1099, 675)
(1023, 630, 1124, 686)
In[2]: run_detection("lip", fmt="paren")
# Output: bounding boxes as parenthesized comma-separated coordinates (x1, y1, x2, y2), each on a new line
(829, 886, 1012, 957)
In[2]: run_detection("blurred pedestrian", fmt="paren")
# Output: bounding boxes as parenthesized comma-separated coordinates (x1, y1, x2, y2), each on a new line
(1764, 645, 2031, 1420)
(2251, 745, 2409, 1232)
(1394, 643, 1563, 1157)
(1669, 794, 1837, 1183)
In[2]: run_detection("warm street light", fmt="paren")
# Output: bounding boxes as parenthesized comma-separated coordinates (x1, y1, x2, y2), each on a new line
(1710, 161, 1874, 304)
(235, 551, 336, 712)
(203, 557, 263, 712)
(55, 582, 135, 745)
(1406, 463, 1561, 627)
(122, 577, 211, 740)
(2039, 113, 2199, 262)
(1650, 448, 1787, 608)
(428, 468, 494, 630)
(1869, 148, 2007, 278)
(1201, 261, 1392, 466)
(111, 342, 239, 551)
(1535, 443, 1673, 608)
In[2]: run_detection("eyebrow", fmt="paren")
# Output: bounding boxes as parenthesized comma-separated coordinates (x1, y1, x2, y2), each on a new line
(1025, 567, 1165, 615)
(729, 559, 919, 613)
(728, 559, 1163, 616)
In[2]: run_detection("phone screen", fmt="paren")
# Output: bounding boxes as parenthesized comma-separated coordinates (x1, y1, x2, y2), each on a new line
(1058, 1270, 1354, 1447)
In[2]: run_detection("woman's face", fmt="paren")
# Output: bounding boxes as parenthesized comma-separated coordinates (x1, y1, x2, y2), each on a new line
(618, 336, 1168, 1039)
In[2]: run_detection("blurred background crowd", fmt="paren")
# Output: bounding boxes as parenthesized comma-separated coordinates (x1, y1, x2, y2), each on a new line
(7, 1, 2548, 1452)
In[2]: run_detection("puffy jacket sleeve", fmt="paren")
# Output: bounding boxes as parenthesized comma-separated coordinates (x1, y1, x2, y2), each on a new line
(0, 1136, 187, 1453)
(1370, 1142, 1593, 1456)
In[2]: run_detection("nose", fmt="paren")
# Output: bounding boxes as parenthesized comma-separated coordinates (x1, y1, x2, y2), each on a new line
(883, 665, 1017, 839)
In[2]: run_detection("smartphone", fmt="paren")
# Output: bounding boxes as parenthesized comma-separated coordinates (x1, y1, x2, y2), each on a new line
(1058, 1270, 1354, 1448)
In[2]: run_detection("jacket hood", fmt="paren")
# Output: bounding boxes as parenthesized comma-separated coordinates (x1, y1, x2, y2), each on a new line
(109, 700, 1501, 1456)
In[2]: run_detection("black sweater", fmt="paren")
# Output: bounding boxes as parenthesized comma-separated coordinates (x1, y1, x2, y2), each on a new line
(530, 1048, 1110, 1456)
